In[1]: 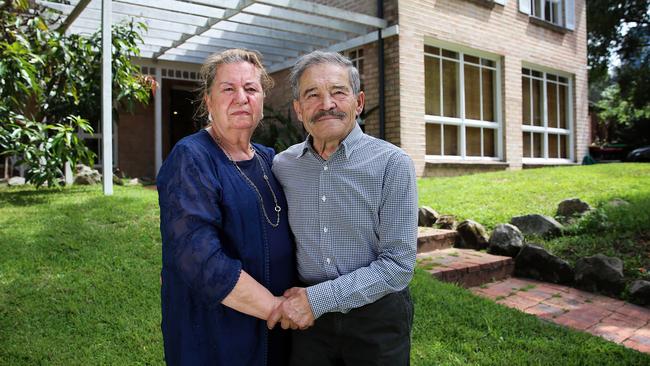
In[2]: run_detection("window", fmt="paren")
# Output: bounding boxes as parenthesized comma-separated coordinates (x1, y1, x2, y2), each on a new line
(424, 45, 501, 160)
(79, 120, 118, 168)
(347, 48, 365, 90)
(519, 0, 575, 30)
(522, 68, 573, 161)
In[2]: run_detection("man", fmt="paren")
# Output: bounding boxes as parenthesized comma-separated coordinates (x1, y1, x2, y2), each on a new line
(270, 50, 418, 365)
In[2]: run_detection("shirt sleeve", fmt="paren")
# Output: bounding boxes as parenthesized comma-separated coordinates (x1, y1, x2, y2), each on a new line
(158, 144, 242, 308)
(305, 152, 418, 318)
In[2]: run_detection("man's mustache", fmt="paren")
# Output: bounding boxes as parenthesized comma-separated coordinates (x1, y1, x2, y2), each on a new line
(309, 110, 347, 123)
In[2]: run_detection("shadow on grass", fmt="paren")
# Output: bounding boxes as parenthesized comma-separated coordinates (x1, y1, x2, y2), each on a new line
(0, 186, 97, 207)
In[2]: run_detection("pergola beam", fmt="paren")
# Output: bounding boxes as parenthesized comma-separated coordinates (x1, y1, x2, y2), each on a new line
(257, 0, 386, 28)
(57, 0, 91, 33)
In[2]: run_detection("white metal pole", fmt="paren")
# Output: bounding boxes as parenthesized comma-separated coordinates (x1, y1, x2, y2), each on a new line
(101, 0, 113, 195)
(155, 67, 162, 177)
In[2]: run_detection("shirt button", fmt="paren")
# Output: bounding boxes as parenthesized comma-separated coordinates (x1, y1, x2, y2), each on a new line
(326, 258, 331, 264)
(323, 166, 328, 171)
(321, 195, 326, 202)
(323, 227, 328, 233)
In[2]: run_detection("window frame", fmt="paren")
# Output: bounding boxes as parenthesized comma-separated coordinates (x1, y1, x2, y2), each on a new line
(521, 64, 574, 164)
(424, 42, 503, 162)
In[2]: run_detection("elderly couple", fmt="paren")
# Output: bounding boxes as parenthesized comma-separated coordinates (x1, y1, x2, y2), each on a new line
(157, 48, 418, 366)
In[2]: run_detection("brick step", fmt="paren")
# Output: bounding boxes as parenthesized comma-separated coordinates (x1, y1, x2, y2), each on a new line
(417, 227, 458, 253)
(417, 248, 514, 288)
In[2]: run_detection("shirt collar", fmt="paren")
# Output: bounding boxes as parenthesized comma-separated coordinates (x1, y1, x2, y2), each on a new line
(297, 123, 363, 160)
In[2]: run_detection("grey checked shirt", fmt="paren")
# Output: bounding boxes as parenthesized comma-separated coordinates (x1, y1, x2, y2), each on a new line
(272, 124, 418, 319)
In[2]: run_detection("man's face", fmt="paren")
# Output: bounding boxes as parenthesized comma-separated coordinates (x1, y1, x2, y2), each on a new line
(293, 63, 364, 144)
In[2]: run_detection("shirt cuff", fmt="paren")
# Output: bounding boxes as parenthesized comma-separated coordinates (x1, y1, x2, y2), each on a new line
(306, 281, 338, 319)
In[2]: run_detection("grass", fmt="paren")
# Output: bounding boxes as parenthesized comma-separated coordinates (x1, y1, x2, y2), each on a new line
(419, 163, 650, 284)
(1, 164, 650, 364)
(0, 186, 163, 364)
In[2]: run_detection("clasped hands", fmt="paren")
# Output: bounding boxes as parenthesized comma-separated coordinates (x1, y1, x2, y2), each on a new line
(267, 287, 315, 330)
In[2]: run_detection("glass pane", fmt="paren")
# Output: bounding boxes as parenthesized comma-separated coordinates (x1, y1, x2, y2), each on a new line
(442, 60, 459, 118)
(548, 134, 559, 158)
(532, 133, 543, 158)
(425, 56, 441, 115)
(466, 127, 481, 157)
(533, 0, 542, 17)
(558, 76, 568, 83)
(532, 78, 543, 126)
(425, 123, 442, 155)
(482, 68, 495, 121)
(560, 134, 568, 158)
(444, 124, 459, 156)
(547, 82, 558, 128)
(547, 74, 557, 81)
(358, 49, 364, 57)
(482, 59, 495, 68)
(483, 128, 496, 157)
(85, 138, 100, 159)
(464, 64, 481, 120)
(424, 45, 439, 55)
(464, 55, 480, 65)
(532, 70, 542, 78)
(442, 49, 459, 59)
(559, 84, 567, 129)
(522, 77, 531, 125)
(523, 132, 531, 158)
(523, 68, 530, 75)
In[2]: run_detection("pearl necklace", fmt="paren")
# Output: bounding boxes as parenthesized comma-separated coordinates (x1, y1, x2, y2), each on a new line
(210, 130, 281, 228)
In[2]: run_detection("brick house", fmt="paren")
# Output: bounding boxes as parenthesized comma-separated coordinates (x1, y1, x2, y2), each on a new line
(46, 0, 587, 179)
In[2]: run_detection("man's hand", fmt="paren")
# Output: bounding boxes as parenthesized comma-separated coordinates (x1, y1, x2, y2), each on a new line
(266, 287, 315, 330)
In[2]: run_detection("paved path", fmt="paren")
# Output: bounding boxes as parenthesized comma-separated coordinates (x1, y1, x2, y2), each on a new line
(471, 277, 650, 354)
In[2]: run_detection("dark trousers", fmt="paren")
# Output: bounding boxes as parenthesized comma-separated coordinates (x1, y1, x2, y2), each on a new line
(290, 289, 413, 366)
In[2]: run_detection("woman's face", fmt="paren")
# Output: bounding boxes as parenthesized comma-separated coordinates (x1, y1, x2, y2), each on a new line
(206, 61, 264, 133)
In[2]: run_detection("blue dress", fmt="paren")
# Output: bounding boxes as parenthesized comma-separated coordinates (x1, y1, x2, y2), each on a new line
(157, 129, 295, 366)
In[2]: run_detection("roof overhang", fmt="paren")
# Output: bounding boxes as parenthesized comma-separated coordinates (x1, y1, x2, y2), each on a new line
(37, 0, 394, 73)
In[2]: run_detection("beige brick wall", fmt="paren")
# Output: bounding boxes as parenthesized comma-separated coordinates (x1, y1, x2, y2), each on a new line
(398, 0, 589, 176)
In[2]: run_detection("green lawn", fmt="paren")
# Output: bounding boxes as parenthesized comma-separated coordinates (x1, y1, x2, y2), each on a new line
(1, 164, 650, 364)
(419, 163, 650, 282)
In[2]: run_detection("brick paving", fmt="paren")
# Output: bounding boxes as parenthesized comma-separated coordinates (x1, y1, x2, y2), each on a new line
(471, 278, 650, 354)
(417, 248, 514, 288)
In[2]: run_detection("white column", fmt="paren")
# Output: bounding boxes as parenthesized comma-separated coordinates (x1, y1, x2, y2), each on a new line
(101, 0, 113, 195)
(155, 67, 162, 176)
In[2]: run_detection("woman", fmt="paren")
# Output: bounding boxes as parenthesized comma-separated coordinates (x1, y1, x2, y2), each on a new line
(157, 49, 294, 365)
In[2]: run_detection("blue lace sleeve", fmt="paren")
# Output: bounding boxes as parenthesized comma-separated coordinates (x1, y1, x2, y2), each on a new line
(158, 144, 242, 308)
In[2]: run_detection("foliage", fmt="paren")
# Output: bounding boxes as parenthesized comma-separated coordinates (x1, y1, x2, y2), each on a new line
(587, 0, 649, 148)
(0, 111, 95, 186)
(595, 84, 650, 147)
(587, 0, 649, 89)
(1, 185, 649, 364)
(253, 106, 305, 152)
(0, 1, 153, 187)
(418, 163, 650, 284)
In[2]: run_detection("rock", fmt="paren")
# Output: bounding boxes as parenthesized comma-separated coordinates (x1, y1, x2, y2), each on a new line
(436, 215, 457, 230)
(574, 254, 625, 296)
(487, 224, 524, 258)
(629, 280, 650, 306)
(455, 220, 489, 250)
(557, 198, 592, 218)
(113, 174, 124, 186)
(125, 178, 141, 186)
(510, 214, 563, 237)
(418, 206, 439, 227)
(74, 164, 102, 185)
(7, 176, 26, 186)
(514, 244, 574, 284)
(607, 198, 630, 207)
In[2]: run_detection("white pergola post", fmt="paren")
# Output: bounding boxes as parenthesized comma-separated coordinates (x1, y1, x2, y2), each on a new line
(155, 67, 162, 176)
(101, 0, 113, 195)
